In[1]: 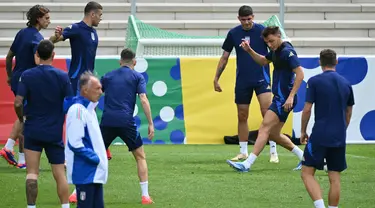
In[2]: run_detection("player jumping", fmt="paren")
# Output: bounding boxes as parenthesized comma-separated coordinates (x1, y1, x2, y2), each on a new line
(214, 5, 279, 163)
(226, 26, 305, 172)
(1, 5, 50, 169)
(300, 49, 354, 208)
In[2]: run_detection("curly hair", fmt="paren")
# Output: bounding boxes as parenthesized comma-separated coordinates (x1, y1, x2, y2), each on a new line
(26, 5, 49, 27)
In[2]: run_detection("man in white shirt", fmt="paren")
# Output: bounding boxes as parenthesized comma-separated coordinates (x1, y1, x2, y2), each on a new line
(65, 71, 108, 208)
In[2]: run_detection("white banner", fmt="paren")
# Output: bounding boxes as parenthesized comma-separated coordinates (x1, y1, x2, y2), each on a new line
(293, 56, 375, 144)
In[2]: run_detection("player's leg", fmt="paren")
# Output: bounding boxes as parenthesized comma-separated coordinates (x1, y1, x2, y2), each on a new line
(230, 86, 253, 161)
(0, 119, 21, 165)
(76, 184, 95, 208)
(93, 184, 104, 208)
(24, 138, 43, 207)
(326, 146, 347, 207)
(301, 142, 326, 208)
(120, 127, 153, 204)
(46, 141, 69, 207)
(256, 84, 278, 163)
(226, 109, 279, 172)
(17, 133, 26, 169)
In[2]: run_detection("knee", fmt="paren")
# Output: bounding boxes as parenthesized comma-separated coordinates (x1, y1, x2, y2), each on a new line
(133, 148, 146, 161)
(237, 111, 248, 123)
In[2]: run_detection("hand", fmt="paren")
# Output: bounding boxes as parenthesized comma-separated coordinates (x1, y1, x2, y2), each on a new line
(300, 132, 309, 145)
(7, 76, 11, 86)
(148, 124, 154, 140)
(283, 96, 294, 112)
(240, 39, 251, 52)
(214, 79, 222, 92)
(54, 26, 63, 38)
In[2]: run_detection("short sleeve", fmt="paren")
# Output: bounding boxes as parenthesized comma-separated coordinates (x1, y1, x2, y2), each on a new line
(62, 24, 78, 41)
(347, 86, 355, 106)
(285, 50, 301, 70)
(10, 31, 21, 54)
(222, 31, 234, 53)
(265, 51, 273, 62)
(31, 35, 43, 54)
(305, 78, 315, 104)
(100, 75, 107, 92)
(17, 73, 29, 97)
(137, 74, 147, 94)
(63, 74, 74, 97)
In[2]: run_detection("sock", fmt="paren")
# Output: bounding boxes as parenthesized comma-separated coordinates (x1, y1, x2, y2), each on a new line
(62, 204, 70, 208)
(313, 199, 325, 208)
(243, 153, 257, 169)
(4, 139, 15, 151)
(239, 142, 248, 155)
(140, 181, 149, 197)
(27, 206, 36, 208)
(291, 146, 304, 161)
(18, 152, 25, 164)
(328, 206, 338, 208)
(72, 189, 76, 195)
(269, 140, 277, 156)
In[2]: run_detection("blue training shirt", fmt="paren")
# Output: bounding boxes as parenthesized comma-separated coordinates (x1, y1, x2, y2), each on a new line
(10, 27, 44, 92)
(222, 23, 270, 87)
(306, 70, 355, 147)
(62, 21, 98, 79)
(265, 42, 300, 102)
(100, 66, 147, 127)
(17, 65, 74, 141)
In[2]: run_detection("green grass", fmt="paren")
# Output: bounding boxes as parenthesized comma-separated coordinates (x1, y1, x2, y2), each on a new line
(1, 144, 374, 208)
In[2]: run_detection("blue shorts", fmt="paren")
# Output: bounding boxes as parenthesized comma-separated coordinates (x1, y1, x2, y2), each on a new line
(76, 183, 104, 208)
(268, 96, 297, 123)
(235, 81, 271, 104)
(24, 137, 65, 164)
(100, 125, 143, 151)
(302, 141, 347, 172)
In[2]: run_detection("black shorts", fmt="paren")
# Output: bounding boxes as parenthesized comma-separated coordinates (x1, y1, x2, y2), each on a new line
(235, 81, 271, 104)
(100, 125, 143, 151)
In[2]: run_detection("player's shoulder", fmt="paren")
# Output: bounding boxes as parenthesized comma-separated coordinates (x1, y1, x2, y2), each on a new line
(281, 42, 298, 58)
(253, 22, 265, 30)
(229, 25, 242, 33)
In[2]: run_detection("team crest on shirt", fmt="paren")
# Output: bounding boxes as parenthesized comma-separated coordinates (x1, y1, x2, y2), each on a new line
(80, 191, 86, 201)
(91, 32, 95, 41)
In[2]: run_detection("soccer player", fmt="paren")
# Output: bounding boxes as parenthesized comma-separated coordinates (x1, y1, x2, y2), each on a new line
(300, 49, 354, 208)
(214, 5, 279, 163)
(1, 5, 50, 168)
(14, 40, 72, 208)
(226, 26, 305, 172)
(65, 72, 108, 208)
(100, 48, 154, 204)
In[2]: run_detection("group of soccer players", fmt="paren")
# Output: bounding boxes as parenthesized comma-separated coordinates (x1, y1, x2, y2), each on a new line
(2, 1, 154, 207)
(218, 5, 354, 208)
(2, 2, 354, 208)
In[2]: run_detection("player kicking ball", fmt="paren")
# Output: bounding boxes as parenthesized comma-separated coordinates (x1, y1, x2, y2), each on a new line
(226, 26, 305, 172)
(300, 49, 354, 208)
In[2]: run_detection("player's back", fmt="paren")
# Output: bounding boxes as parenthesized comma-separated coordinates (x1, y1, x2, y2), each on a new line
(310, 71, 353, 147)
(101, 66, 146, 127)
(11, 27, 44, 90)
(223, 23, 270, 85)
(21, 65, 72, 141)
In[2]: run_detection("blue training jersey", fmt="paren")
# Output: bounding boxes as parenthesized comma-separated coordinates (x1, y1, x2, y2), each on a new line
(100, 66, 147, 127)
(306, 70, 355, 147)
(222, 23, 270, 87)
(265, 42, 301, 102)
(62, 21, 98, 80)
(17, 65, 74, 141)
(10, 27, 44, 92)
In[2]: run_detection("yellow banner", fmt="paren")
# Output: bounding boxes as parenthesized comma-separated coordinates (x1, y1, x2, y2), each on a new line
(180, 57, 292, 144)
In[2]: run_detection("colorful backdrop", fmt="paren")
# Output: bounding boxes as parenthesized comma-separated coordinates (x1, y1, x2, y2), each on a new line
(0, 56, 374, 145)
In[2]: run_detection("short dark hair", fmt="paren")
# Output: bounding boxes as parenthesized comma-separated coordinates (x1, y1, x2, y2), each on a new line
(120, 48, 136, 62)
(238, 5, 253, 17)
(261, 26, 281, 38)
(26, 5, 49, 27)
(320, 49, 337, 68)
(84, 1, 103, 15)
(37, 40, 54, 60)
(79, 71, 96, 89)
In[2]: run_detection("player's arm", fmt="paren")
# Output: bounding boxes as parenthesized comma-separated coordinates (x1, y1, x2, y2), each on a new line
(300, 79, 315, 144)
(244, 45, 271, 66)
(5, 50, 15, 82)
(346, 86, 355, 128)
(287, 50, 304, 99)
(137, 74, 154, 139)
(214, 32, 233, 82)
(66, 105, 100, 164)
(14, 73, 28, 123)
(50, 24, 76, 44)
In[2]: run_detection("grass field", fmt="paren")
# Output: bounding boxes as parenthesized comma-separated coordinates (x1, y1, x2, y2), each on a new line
(0, 144, 374, 208)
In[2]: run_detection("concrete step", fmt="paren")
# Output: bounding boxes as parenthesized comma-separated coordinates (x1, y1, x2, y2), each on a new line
(0, 0, 358, 3)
